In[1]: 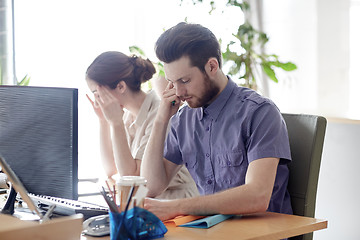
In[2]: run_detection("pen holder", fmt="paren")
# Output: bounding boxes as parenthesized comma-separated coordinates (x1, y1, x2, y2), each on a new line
(109, 207, 167, 240)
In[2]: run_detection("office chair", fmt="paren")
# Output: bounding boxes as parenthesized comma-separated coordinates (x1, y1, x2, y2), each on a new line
(282, 113, 327, 240)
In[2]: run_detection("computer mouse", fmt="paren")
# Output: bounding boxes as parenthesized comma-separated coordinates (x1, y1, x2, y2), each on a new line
(82, 214, 110, 237)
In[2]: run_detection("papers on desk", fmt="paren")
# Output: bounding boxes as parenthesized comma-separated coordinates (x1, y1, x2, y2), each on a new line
(163, 215, 206, 227)
(163, 214, 235, 229)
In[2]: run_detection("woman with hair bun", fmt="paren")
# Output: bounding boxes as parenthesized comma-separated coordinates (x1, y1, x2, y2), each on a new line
(86, 51, 198, 199)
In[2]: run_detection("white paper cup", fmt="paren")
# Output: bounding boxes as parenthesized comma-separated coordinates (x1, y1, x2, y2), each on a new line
(116, 176, 147, 211)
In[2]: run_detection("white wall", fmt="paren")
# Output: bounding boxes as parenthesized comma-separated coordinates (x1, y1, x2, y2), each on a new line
(262, 1, 360, 239)
(262, 0, 319, 115)
(262, 0, 353, 119)
(315, 119, 360, 239)
(317, 0, 350, 118)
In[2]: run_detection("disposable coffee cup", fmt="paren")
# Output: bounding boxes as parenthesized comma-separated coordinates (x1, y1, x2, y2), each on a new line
(116, 176, 147, 212)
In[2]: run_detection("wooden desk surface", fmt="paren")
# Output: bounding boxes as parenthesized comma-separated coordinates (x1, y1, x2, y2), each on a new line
(82, 212, 327, 240)
(0, 193, 327, 239)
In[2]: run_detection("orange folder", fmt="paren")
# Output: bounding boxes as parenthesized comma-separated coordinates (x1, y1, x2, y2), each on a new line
(163, 215, 206, 227)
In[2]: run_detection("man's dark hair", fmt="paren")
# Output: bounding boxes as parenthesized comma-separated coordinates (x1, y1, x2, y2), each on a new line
(155, 22, 222, 72)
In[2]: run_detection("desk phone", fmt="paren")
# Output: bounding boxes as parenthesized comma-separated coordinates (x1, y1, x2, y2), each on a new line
(82, 214, 110, 237)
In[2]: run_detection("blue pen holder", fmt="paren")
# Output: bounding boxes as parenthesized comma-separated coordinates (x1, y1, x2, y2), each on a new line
(109, 207, 167, 240)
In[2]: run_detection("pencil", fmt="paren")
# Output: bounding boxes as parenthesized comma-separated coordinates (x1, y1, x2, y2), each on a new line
(100, 186, 118, 213)
(113, 185, 116, 204)
(105, 179, 116, 201)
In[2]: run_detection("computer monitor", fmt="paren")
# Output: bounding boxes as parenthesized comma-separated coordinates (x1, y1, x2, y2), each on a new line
(0, 86, 78, 200)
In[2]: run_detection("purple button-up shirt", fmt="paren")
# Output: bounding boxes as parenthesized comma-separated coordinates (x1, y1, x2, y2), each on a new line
(164, 78, 292, 214)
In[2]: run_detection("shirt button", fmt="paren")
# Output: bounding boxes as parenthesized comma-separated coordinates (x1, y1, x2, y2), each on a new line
(206, 153, 210, 157)
(206, 127, 210, 131)
(207, 179, 212, 184)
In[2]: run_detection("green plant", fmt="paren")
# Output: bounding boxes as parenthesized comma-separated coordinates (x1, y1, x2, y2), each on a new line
(0, 63, 30, 86)
(181, 0, 297, 91)
(17, 74, 31, 86)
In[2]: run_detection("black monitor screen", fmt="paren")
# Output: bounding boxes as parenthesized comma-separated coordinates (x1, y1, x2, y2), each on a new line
(0, 86, 78, 200)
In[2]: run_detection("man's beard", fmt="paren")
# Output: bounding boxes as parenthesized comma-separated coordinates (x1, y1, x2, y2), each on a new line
(187, 72, 220, 108)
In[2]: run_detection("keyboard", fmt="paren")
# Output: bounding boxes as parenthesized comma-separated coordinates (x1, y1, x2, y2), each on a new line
(28, 193, 108, 220)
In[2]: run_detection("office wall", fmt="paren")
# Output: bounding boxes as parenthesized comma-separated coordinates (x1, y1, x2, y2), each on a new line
(262, 1, 360, 239)
(261, 0, 352, 119)
(315, 118, 360, 239)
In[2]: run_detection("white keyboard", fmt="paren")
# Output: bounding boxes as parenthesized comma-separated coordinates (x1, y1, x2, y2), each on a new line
(29, 193, 108, 220)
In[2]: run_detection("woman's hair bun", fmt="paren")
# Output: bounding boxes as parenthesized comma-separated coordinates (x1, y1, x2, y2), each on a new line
(131, 55, 156, 83)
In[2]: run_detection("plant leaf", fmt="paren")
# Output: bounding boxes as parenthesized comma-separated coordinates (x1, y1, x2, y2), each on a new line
(258, 32, 269, 45)
(129, 45, 146, 56)
(222, 49, 242, 63)
(279, 62, 297, 71)
(269, 61, 297, 71)
(261, 63, 278, 83)
(158, 68, 165, 77)
(17, 75, 31, 86)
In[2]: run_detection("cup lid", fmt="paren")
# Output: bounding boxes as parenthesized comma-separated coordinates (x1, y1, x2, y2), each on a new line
(116, 176, 147, 186)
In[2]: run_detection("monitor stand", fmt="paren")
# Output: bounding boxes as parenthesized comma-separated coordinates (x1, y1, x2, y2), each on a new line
(1, 186, 17, 215)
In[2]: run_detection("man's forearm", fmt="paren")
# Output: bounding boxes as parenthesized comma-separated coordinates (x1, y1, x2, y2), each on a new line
(178, 184, 269, 216)
(158, 158, 279, 219)
(141, 119, 171, 197)
(145, 184, 270, 221)
(191, 186, 268, 217)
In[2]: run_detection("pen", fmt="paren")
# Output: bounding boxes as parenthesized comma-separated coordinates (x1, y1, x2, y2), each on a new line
(100, 186, 119, 213)
(171, 100, 176, 106)
(105, 179, 117, 207)
(123, 185, 135, 215)
(113, 185, 116, 204)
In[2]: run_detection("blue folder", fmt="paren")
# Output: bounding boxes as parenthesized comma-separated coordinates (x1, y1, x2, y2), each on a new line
(179, 214, 235, 229)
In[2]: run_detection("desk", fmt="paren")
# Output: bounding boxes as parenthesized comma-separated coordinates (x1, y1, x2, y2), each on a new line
(82, 212, 327, 240)
(0, 193, 327, 239)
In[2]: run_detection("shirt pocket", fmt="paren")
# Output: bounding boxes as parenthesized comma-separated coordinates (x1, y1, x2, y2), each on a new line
(215, 150, 248, 187)
(182, 152, 198, 168)
(182, 152, 199, 183)
(216, 150, 245, 167)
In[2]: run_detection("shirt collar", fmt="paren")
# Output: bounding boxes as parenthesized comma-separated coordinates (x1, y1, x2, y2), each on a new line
(197, 77, 236, 121)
